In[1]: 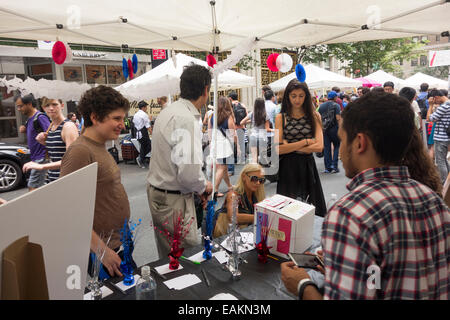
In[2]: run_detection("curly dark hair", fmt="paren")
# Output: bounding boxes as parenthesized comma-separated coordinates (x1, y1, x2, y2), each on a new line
(180, 63, 211, 101)
(342, 91, 415, 165)
(78, 85, 130, 127)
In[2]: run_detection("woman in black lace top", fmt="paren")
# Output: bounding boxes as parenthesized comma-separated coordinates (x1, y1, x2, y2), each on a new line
(274, 79, 327, 217)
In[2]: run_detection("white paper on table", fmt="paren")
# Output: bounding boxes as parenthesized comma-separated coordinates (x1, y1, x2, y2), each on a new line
(155, 263, 184, 275)
(213, 250, 229, 264)
(209, 293, 239, 300)
(83, 285, 113, 300)
(114, 274, 141, 292)
(239, 232, 254, 244)
(187, 251, 206, 263)
(163, 274, 202, 290)
(221, 237, 255, 254)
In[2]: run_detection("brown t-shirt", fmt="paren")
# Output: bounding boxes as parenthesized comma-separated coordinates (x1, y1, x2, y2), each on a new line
(60, 135, 130, 249)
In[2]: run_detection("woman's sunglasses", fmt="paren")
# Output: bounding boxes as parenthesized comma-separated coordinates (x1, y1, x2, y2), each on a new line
(246, 174, 266, 184)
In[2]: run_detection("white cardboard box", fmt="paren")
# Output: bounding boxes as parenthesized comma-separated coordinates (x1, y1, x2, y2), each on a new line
(253, 194, 315, 259)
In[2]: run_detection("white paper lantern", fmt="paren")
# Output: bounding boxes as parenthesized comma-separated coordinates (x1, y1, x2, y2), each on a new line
(276, 53, 293, 73)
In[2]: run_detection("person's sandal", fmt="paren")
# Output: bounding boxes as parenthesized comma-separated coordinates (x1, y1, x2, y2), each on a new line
(217, 193, 225, 197)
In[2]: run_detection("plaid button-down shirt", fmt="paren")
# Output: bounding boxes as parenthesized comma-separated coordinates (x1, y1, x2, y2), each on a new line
(322, 166, 449, 300)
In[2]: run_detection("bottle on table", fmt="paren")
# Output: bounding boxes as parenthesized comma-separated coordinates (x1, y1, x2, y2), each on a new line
(135, 266, 156, 300)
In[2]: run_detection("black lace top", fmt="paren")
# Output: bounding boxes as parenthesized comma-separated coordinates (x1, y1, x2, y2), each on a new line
(282, 114, 313, 143)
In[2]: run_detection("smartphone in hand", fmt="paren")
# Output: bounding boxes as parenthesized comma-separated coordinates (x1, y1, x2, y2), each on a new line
(288, 253, 323, 269)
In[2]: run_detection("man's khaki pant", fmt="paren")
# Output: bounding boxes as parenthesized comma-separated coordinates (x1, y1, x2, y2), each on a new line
(147, 185, 200, 259)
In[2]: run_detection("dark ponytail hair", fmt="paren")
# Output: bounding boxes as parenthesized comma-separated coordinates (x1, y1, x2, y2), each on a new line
(253, 98, 266, 127)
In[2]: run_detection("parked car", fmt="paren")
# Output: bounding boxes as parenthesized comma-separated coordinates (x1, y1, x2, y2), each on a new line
(0, 142, 31, 192)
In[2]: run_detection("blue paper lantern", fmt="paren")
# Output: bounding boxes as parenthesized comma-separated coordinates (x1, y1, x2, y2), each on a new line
(295, 64, 306, 82)
(122, 58, 129, 79)
(132, 54, 138, 74)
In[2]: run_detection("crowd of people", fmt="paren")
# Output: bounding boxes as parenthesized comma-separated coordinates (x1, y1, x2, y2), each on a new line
(5, 64, 449, 300)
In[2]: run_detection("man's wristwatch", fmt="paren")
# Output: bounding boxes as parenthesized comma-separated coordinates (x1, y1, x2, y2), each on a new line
(298, 278, 319, 300)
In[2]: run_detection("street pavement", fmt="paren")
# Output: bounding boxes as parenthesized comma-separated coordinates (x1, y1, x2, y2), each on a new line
(0, 154, 350, 267)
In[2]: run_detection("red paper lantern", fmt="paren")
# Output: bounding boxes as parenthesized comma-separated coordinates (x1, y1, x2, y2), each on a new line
(206, 54, 217, 67)
(127, 58, 134, 79)
(52, 41, 67, 65)
(266, 53, 279, 72)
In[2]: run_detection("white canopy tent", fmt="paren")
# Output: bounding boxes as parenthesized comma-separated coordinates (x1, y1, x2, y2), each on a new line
(1, 0, 449, 198)
(404, 72, 449, 90)
(268, 64, 361, 92)
(0, 1, 448, 52)
(365, 70, 407, 89)
(116, 53, 255, 101)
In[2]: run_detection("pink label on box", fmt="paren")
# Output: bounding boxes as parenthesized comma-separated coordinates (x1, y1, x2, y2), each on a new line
(277, 218, 291, 254)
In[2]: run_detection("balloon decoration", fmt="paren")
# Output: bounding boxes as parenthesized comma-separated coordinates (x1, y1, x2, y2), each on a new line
(206, 54, 217, 68)
(127, 58, 134, 79)
(266, 53, 280, 72)
(295, 64, 306, 82)
(122, 58, 129, 79)
(132, 54, 138, 74)
(63, 42, 73, 63)
(51, 41, 67, 65)
(276, 53, 293, 73)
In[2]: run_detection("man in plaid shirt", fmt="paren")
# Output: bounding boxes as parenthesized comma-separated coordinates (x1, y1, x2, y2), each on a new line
(281, 92, 449, 300)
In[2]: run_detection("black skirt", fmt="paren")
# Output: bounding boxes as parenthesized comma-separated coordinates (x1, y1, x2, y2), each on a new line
(276, 152, 327, 217)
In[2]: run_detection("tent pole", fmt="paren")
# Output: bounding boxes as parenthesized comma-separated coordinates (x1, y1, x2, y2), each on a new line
(212, 75, 218, 196)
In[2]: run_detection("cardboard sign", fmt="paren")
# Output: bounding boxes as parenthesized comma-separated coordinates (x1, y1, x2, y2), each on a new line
(152, 49, 167, 60)
(2, 236, 49, 300)
(429, 50, 450, 67)
(0, 163, 97, 299)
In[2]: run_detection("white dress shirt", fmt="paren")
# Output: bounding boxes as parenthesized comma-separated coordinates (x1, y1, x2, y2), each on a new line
(147, 98, 206, 194)
(133, 109, 151, 139)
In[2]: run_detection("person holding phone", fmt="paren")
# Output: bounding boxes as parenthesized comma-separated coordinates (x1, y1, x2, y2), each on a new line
(281, 92, 449, 300)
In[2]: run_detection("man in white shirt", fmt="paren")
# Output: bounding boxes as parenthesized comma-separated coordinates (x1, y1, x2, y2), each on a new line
(147, 64, 213, 257)
(133, 100, 152, 168)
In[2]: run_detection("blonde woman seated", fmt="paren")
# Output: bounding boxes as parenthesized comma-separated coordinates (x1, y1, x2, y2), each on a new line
(213, 163, 266, 237)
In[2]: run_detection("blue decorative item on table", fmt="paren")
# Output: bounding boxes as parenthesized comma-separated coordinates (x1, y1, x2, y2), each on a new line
(119, 218, 141, 286)
(203, 199, 216, 260)
(295, 64, 306, 82)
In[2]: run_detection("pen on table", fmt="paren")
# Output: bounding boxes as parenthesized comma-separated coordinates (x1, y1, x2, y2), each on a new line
(201, 268, 210, 287)
(267, 254, 279, 261)
(181, 256, 201, 265)
(150, 267, 167, 280)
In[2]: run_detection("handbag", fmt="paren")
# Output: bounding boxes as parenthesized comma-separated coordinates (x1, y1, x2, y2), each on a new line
(214, 127, 234, 159)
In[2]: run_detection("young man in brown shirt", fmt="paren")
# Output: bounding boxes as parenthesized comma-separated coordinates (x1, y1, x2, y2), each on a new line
(60, 85, 133, 278)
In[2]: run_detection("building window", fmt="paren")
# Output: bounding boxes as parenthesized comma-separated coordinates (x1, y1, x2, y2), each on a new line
(420, 55, 428, 66)
(421, 36, 428, 42)
(28, 63, 53, 80)
(411, 58, 418, 67)
(63, 66, 83, 82)
(436, 35, 440, 42)
(412, 37, 419, 43)
(86, 65, 106, 84)
(0, 85, 18, 139)
(107, 65, 125, 85)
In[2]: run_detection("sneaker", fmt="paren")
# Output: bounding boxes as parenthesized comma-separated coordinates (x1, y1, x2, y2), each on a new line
(136, 157, 143, 168)
(332, 168, 340, 173)
(323, 169, 332, 174)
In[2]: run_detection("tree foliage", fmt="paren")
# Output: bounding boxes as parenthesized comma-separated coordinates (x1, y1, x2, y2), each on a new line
(298, 38, 425, 77)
